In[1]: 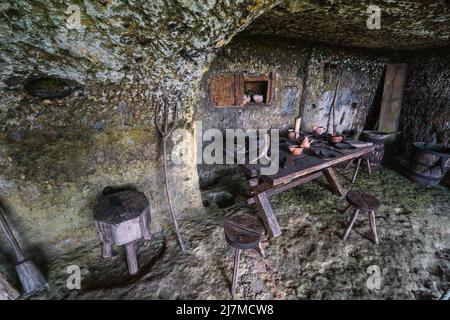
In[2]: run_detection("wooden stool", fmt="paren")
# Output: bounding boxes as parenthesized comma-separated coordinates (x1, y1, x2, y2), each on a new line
(224, 215, 264, 297)
(94, 190, 151, 275)
(342, 190, 380, 244)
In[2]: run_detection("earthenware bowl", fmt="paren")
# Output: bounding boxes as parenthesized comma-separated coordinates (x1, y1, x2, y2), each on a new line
(253, 94, 264, 104)
(312, 126, 326, 135)
(288, 145, 303, 156)
(300, 137, 313, 149)
(328, 134, 343, 144)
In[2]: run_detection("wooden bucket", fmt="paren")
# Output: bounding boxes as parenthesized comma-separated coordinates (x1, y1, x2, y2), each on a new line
(406, 142, 450, 187)
(359, 131, 392, 167)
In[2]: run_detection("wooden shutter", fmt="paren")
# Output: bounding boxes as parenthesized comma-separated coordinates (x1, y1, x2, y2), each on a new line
(234, 73, 245, 106)
(209, 74, 236, 107)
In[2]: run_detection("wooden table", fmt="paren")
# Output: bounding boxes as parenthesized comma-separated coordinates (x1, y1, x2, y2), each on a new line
(239, 140, 375, 238)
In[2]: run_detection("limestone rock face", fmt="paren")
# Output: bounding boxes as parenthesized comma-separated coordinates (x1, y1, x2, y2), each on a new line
(244, 0, 450, 50)
(0, 0, 449, 261)
(0, 0, 276, 250)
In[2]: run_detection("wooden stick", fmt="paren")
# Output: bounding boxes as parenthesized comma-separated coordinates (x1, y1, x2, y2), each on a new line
(231, 248, 241, 297)
(342, 209, 359, 241)
(153, 93, 186, 252)
(369, 211, 379, 245)
(0, 207, 26, 263)
(352, 158, 362, 183)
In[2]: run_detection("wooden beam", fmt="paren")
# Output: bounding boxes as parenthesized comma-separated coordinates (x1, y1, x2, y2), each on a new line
(254, 192, 281, 238)
(246, 171, 323, 204)
(322, 167, 345, 197)
(378, 63, 407, 133)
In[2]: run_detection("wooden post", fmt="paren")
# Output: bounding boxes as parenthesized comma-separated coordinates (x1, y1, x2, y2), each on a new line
(231, 248, 241, 297)
(254, 192, 281, 238)
(322, 167, 345, 197)
(101, 243, 112, 258)
(342, 209, 360, 241)
(369, 211, 379, 245)
(125, 242, 138, 276)
(352, 158, 362, 183)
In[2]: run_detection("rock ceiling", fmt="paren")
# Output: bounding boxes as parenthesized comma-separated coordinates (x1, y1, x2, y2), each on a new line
(242, 0, 450, 50)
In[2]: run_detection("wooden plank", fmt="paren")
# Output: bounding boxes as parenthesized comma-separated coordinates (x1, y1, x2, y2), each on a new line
(241, 146, 374, 186)
(234, 73, 245, 106)
(378, 63, 407, 133)
(246, 171, 323, 204)
(254, 192, 281, 238)
(266, 146, 374, 186)
(209, 74, 235, 107)
(322, 167, 345, 197)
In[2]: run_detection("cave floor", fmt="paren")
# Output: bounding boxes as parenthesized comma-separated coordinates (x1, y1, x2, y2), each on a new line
(22, 166, 450, 300)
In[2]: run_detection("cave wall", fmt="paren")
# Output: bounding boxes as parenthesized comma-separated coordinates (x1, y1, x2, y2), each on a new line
(196, 36, 385, 186)
(0, 1, 278, 258)
(396, 49, 450, 165)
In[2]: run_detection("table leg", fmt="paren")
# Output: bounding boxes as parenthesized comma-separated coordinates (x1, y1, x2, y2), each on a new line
(254, 192, 281, 238)
(322, 167, 345, 197)
(352, 158, 362, 183)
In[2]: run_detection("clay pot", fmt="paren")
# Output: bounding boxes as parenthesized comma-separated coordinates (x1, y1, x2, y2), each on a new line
(253, 94, 264, 104)
(289, 145, 303, 156)
(312, 126, 326, 135)
(300, 137, 313, 149)
(328, 134, 343, 144)
(243, 94, 251, 104)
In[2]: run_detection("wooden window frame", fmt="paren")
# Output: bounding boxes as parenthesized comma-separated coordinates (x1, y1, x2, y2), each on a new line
(209, 72, 275, 108)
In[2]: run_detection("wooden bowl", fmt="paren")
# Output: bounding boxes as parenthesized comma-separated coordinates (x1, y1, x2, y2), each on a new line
(288, 145, 303, 156)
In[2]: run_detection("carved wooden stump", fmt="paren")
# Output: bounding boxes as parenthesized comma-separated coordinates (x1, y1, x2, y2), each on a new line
(94, 190, 151, 275)
(342, 190, 381, 244)
(224, 214, 264, 297)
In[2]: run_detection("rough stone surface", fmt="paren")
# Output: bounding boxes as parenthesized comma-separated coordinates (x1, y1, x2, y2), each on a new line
(0, 0, 277, 255)
(0, 0, 449, 294)
(2, 167, 447, 300)
(197, 36, 385, 185)
(244, 0, 450, 50)
(397, 48, 450, 164)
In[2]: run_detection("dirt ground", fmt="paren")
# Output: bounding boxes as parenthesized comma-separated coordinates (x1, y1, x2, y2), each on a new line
(5, 166, 450, 300)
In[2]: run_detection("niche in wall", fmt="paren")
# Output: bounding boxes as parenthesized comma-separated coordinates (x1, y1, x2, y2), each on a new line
(209, 72, 274, 107)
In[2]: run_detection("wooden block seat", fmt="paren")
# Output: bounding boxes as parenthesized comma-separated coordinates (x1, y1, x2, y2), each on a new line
(342, 190, 380, 244)
(94, 190, 151, 275)
(224, 214, 265, 296)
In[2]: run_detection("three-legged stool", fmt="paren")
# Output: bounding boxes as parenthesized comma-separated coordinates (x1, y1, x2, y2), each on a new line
(224, 214, 265, 297)
(342, 190, 380, 244)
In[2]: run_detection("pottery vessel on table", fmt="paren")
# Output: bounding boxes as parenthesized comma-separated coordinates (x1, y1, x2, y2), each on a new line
(328, 134, 343, 144)
(289, 145, 303, 156)
(312, 126, 326, 135)
(253, 94, 264, 104)
(301, 137, 313, 149)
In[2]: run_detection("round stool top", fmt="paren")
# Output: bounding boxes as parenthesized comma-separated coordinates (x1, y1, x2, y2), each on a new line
(93, 190, 149, 224)
(224, 215, 264, 250)
(346, 190, 380, 211)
